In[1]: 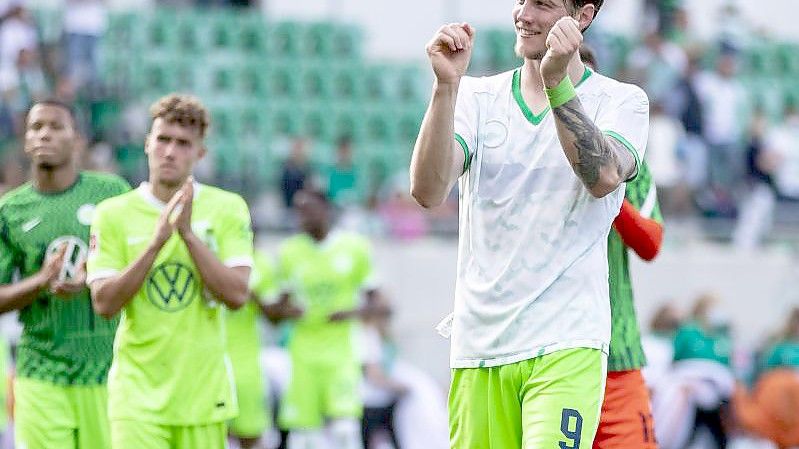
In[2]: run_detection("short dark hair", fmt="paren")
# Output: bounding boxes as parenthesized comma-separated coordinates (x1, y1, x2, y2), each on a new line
(579, 44, 598, 70)
(572, 0, 603, 18)
(29, 99, 78, 129)
(297, 188, 330, 207)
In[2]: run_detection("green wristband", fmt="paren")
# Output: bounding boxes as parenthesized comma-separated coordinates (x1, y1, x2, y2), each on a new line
(545, 76, 577, 108)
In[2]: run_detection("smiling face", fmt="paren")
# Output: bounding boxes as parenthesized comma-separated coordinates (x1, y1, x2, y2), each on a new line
(24, 103, 77, 170)
(512, 0, 598, 60)
(513, 0, 572, 60)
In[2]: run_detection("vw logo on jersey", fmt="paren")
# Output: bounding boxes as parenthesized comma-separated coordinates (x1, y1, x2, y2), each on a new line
(76, 204, 96, 226)
(46, 236, 88, 281)
(147, 263, 197, 312)
(483, 119, 509, 149)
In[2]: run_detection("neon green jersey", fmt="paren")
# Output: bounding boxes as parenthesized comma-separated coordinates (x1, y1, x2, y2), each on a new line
(226, 251, 275, 366)
(278, 231, 374, 364)
(607, 161, 663, 371)
(87, 183, 254, 425)
(0, 172, 130, 385)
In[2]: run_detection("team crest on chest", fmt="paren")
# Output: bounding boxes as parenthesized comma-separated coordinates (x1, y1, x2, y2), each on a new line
(46, 236, 88, 281)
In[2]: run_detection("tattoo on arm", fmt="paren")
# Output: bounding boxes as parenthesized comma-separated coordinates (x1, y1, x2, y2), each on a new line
(552, 97, 634, 188)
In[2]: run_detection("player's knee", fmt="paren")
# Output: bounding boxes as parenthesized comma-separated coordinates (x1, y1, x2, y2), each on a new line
(329, 418, 362, 449)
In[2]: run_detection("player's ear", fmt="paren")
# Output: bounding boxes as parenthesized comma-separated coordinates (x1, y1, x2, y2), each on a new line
(575, 3, 595, 32)
(197, 145, 207, 160)
(144, 134, 152, 154)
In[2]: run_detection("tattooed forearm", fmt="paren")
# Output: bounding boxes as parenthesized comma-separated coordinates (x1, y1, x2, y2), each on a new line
(552, 97, 634, 192)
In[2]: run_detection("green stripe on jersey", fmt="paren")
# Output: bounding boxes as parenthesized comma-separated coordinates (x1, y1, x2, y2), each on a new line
(0, 172, 130, 385)
(607, 162, 663, 372)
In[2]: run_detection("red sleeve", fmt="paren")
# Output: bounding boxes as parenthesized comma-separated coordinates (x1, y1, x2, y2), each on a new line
(613, 199, 663, 261)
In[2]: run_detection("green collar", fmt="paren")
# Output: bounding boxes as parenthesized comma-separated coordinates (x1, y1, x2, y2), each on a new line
(512, 66, 593, 126)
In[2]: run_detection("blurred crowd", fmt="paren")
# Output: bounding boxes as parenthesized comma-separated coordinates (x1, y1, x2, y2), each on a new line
(591, 1, 799, 249)
(0, 0, 798, 247)
(641, 297, 799, 449)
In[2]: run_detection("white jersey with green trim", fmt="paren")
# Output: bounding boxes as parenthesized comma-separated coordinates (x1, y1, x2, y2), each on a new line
(449, 67, 649, 369)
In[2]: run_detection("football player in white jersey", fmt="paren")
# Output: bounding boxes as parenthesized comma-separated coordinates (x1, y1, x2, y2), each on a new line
(410, 1, 650, 448)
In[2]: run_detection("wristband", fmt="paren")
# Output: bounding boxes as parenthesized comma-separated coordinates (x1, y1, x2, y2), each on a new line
(545, 75, 577, 108)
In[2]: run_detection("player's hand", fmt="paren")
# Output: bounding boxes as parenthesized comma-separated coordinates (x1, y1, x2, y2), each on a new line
(540, 17, 582, 88)
(39, 243, 67, 290)
(426, 23, 475, 85)
(152, 189, 184, 248)
(174, 177, 194, 238)
(51, 259, 87, 298)
(328, 309, 359, 322)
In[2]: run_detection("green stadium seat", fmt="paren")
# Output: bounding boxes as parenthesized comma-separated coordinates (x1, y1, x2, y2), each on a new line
(270, 105, 302, 136)
(775, 43, 799, 75)
(240, 64, 269, 97)
(331, 66, 364, 101)
(267, 63, 302, 99)
(237, 17, 269, 54)
(363, 66, 393, 102)
(301, 65, 333, 100)
(302, 108, 337, 142)
(331, 25, 362, 59)
(363, 109, 399, 143)
(145, 10, 180, 50)
(270, 22, 304, 58)
(306, 22, 335, 58)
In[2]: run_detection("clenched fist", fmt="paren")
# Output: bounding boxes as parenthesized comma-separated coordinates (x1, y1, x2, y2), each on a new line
(540, 17, 583, 88)
(425, 23, 476, 85)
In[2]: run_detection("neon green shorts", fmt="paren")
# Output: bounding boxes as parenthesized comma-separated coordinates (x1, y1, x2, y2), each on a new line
(449, 348, 607, 449)
(14, 377, 111, 449)
(279, 358, 362, 430)
(111, 420, 226, 449)
(228, 352, 270, 438)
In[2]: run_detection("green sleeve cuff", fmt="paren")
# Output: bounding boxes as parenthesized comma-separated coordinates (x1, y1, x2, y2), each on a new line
(454, 133, 471, 173)
(603, 130, 640, 182)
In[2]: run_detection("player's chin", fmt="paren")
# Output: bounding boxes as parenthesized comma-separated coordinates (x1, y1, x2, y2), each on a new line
(514, 40, 544, 60)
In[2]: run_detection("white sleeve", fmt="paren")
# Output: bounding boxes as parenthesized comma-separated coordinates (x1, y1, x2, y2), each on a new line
(595, 85, 650, 178)
(361, 326, 383, 365)
(454, 76, 480, 173)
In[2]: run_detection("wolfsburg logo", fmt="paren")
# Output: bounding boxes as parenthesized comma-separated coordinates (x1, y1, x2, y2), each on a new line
(147, 263, 197, 312)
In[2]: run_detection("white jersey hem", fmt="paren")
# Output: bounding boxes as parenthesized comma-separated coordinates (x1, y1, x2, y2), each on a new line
(450, 339, 609, 369)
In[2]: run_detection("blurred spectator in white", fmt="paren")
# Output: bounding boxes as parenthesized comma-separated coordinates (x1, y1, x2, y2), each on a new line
(733, 109, 780, 250)
(361, 298, 407, 449)
(326, 136, 358, 207)
(61, 0, 107, 92)
(766, 104, 799, 200)
(0, 2, 37, 75)
(642, 302, 682, 390)
(694, 47, 749, 215)
(670, 53, 709, 194)
(646, 102, 691, 216)
(627, 31, 687, 107)
(670, 294, 735, 449)
(0, 48, 47, 133)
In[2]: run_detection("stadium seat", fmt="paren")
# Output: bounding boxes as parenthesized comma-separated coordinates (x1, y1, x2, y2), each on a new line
(306, 22, 335, 58)
(266, 63, 302, 99)
(240, 64, 268, 97)
(332, 25, 362, 59)
(269, 22, 304, 59)
(331, 66, 364, 101)
(237, 16, 269, 54)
